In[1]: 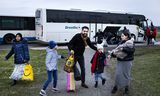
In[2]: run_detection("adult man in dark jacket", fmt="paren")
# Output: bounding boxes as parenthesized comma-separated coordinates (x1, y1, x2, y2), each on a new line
(68, 26, 97, 88)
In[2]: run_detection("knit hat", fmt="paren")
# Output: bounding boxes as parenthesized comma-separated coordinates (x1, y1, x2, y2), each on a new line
(97, 43, 103, 50)
(48, 41, 56, 49)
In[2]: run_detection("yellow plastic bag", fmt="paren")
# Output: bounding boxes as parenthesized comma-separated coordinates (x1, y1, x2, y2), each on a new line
(64, 54, 74, 73)
(21, 64, 34, 81)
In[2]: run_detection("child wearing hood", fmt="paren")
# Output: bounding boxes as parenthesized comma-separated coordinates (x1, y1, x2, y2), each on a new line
(40, 41, 64, 96)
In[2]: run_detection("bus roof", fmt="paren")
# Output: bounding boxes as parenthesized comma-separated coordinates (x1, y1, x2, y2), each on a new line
(39, 8, 146, 25)
(0, 15, 35, 18)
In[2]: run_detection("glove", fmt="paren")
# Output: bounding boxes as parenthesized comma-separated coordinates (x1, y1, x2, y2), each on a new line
(61, 55, 65, 59)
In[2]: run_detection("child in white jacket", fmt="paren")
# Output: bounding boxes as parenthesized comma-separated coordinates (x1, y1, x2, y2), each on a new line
(40, 41, 64, 96)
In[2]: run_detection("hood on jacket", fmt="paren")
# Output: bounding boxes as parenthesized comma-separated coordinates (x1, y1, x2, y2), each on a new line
(13, 38, 27, 43)
(48, 41, 57, 49)
(46, 47, 54, 53)
(46, 47, 57, 54)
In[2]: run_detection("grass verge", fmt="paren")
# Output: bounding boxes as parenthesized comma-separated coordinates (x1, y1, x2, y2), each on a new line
(108, 46, 160, 96)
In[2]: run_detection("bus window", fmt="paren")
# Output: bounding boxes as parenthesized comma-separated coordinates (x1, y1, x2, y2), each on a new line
(1, 17, 24, 30)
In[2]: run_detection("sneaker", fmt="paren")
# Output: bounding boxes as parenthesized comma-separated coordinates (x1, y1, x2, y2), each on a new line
(81, 83, 89, 88)
(52, 87, 60, 92)
(111, 86, 118, 94)
(94, 81, 98, 88)
(102, 79, 106, 85)
(39, 89, 46, 96)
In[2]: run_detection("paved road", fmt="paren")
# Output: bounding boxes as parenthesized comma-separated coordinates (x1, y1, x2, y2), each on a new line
(45, 48, 113, 96)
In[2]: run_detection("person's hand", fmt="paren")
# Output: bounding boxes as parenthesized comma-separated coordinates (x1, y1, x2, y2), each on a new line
(107, 55, 111, 59)
(120, 48, 123, 50)
(108, 50, 112, 55)
(70, 50, 74, 55)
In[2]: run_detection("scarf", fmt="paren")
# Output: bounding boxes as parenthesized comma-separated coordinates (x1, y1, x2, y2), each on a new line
(91, 51, 99, 73)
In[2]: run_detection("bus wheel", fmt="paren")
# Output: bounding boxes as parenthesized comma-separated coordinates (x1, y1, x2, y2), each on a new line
(3, 34, 15, 44)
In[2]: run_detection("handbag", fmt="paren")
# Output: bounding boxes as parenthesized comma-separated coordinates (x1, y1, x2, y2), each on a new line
(64, 54, 74, 73)
(21, 63, 34, 81)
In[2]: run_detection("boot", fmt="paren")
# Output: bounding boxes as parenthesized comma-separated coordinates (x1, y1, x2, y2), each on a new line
(95, 81, 98, 88)
(11, 80, 17, 86)
(102, 79, 106, 85)
(111, 85, 118, 94)
(124, 86, 129, 94)
(81, 83, 89, 88)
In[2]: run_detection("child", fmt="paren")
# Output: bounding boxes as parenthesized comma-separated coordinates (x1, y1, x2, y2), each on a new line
(5, 33, 30, 86)
(91, 44, 106, 88)
(40, 41, 64, 96)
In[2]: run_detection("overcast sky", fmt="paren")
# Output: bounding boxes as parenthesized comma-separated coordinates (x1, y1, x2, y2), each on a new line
(0, 0, 159, 26)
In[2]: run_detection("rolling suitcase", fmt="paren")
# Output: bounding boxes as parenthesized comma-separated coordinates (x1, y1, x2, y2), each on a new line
(67, 72, 75, 92)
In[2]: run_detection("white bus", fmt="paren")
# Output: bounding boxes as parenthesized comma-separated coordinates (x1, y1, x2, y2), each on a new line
(35, 8, 146, 44)
(0, 16, 35, 44)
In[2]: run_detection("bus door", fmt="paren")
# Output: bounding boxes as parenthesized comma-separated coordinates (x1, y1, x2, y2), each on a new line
(89, 23, 97, 42)
(97, 24, 103, 32)
(96, 23, 103, 41)
(89, 23, 103, 42)
(35, 10, 43, 40)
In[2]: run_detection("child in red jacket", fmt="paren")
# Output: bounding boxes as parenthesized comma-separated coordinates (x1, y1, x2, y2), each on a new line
(91, 44, 106, 88)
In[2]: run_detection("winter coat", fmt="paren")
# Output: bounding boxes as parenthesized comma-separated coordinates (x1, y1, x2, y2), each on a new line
(110, 38, 134, 59)
(152, 28, 157, 38)
(146, 27, 151, 37)
(68, 33, 97, 56)
(5, 38, 30, 64)
(45, 47, 62, 71)
(91, 51, 106, 73)
(114, 39, 135, 61)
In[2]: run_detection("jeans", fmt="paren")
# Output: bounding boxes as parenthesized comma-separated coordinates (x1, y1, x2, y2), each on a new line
(42, 70, 57, 90)
(94, 72, 104, 82)
(74, 55, 85, 83)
